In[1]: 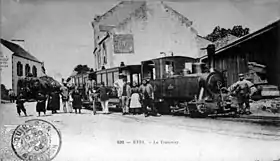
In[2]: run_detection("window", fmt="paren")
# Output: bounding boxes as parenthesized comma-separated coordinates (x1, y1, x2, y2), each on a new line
(113, 72, 118, 83)
(17, 62, 23, 76)
(97, 52, 101, 69)
(165, 61, 174, 77)
(25, 64, 30, 76)
(103, 43, 107, 64)
(97, 74, 102, 85)
(107, 72, 113, 86)
(32, 66, 37, 77)
(102, 73, 107, 86)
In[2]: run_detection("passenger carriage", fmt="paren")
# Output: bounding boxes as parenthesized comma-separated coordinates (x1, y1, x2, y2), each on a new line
(92, 64, 142, 109)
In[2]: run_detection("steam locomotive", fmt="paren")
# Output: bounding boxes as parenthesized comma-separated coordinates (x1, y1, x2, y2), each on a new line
(141, 45, 237, 117)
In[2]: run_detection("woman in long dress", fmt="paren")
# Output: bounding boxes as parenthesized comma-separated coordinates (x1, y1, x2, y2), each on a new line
(72, 86, 82, 114)
(129, 82, 142, 115)
(47, 88, 60, 114)
(36, 91, 46, 116)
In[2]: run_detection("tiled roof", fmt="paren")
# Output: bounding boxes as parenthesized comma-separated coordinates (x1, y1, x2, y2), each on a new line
(95, 1, 146, 27)
(200, 19, 280, 60)
(0, 39, 41, 63)
(214, 34, 238, 50)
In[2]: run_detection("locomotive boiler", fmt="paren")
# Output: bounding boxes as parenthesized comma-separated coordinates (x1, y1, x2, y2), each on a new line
(141, 45, 237, 117)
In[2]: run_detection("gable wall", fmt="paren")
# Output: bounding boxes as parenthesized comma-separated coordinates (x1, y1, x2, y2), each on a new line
(95, 2, 203, 70)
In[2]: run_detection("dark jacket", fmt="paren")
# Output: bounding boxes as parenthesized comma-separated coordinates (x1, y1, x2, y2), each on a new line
(36, 94, 46, 112)
(139, 83, 154, 99)
(47, 91, 60, 111)
(16, 96, 26, 108)
(97, 86, 111, 101)
(72, 90, 82, 109)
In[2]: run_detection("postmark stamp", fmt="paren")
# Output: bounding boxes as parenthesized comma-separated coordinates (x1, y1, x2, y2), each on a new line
(11, 119, 62, 161)
(0, 125, 21, 161)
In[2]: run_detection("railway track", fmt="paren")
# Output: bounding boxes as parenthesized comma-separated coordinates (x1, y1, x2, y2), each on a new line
(112, 113, 280, 141)
(83, 105, 280, 141)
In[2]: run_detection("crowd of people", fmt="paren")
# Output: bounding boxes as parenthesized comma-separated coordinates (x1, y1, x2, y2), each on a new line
(111, 73, 161, 117)
(11, 72, 255, 117)
(12, 73, 162, 117)
(14, 83, 83, 117)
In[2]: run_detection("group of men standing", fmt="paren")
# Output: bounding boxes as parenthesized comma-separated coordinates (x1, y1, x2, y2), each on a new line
(114, 73, 161, 117)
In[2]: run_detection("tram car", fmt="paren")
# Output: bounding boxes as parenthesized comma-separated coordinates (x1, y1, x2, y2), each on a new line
(92, 64, 142, 109)
(141, 44, 237, 117)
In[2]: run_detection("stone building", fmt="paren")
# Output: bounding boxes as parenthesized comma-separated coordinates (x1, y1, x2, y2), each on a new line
(0, 39, 45, 95)
(92, 1, 211, 70)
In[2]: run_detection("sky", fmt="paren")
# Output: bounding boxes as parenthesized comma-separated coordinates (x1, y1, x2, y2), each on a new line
(0, 0, 279, 86)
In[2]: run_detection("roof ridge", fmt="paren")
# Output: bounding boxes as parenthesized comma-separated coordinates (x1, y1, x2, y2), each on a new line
(161, 2, 193, 27)
(0, 38, 41, 63)
(95, 1, 124, 23)
(95, 1, 146, 24)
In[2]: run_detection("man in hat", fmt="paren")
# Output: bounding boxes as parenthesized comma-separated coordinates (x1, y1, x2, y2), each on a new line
(228, 73, 255, 114)
(60, 83, 70, 113)
(121, 77, 131, 115)
(114, 73, 125, 109)
(139, 78, 161, 117)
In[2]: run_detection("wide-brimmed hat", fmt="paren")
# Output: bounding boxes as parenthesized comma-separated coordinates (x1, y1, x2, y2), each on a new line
(238, 73, 244, 78)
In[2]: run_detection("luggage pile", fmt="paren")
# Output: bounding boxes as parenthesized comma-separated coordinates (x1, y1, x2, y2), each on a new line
(17, 75, 61, 99)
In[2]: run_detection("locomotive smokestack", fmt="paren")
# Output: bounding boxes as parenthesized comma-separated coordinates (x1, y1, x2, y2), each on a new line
(206, 44, 215, 72)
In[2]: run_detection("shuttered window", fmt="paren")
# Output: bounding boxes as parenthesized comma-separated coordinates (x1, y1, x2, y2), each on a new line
(25, 64, 30, 76)
(32, 66, 37, 77)
(17, 62, 23, 76)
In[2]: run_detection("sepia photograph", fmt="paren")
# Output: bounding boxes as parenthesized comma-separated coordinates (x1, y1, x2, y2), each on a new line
(0, 0, 280, 160)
